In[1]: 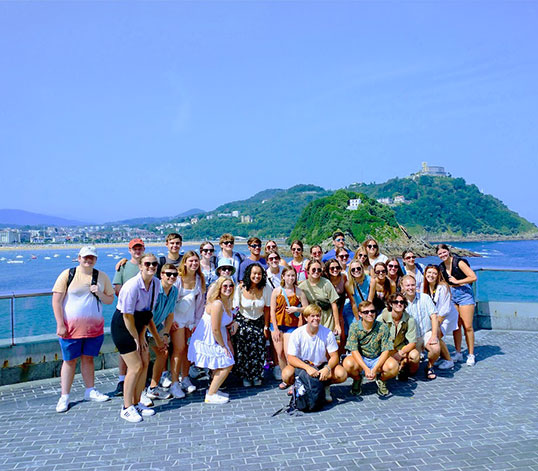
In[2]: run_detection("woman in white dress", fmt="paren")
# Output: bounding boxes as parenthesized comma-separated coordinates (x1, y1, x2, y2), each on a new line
(188, 277, 237, 404)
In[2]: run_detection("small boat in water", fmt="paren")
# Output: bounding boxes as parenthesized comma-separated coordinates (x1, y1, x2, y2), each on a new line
(16, 255, 23, 258)
(53, 254, 60, 258)
(31, 255, 37, 259)
(44, 256, 51, 260)
(7, 260, 23, 264)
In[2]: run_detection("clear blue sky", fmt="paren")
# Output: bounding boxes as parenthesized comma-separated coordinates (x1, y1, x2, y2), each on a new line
(1, 1, 537, 225)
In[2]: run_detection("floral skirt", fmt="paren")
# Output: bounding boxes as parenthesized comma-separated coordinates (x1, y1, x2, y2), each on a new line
(232, 313, 265, 382)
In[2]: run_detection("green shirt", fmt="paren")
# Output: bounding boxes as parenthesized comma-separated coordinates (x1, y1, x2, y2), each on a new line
(377, 309, 417, 351)
(345, 319, 393, 359)
(112, 261, 140, 286)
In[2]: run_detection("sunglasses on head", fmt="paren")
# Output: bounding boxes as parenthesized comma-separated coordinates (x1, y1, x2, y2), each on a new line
(143, 261, 159, 267)
(163, 271, 178, 278)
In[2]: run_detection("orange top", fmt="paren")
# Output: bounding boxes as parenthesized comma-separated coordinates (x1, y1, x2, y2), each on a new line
(275, 288, 301, 327)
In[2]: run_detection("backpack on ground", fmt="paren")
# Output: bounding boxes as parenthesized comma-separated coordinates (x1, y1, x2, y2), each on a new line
(291, 367, 326, 412)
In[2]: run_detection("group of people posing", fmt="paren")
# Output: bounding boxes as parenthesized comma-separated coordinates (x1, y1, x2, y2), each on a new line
(52, 231, 477, 422)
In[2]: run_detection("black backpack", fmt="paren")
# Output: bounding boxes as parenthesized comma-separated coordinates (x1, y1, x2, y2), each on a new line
(291, 367, 326, 412)
(66, 267, 101, 304)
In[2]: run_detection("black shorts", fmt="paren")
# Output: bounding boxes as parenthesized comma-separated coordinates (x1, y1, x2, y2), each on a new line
(111, 309, 153, 355)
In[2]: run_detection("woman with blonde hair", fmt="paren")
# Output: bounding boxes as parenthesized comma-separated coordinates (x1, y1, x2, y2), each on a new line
(188, 276, 237, 404)
(169, 251, 206, 398)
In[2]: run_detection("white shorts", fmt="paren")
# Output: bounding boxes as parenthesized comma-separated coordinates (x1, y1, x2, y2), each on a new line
(416, 331, 433, 352)
(439, 315, 459, 336)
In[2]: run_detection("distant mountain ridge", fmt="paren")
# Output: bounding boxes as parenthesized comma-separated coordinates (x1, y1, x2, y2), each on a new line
(106, 208, 205, 226)
(0, 209, 89, 227)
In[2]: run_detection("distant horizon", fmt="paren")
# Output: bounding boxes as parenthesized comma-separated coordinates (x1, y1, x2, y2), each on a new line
(2, 2, 537, 224)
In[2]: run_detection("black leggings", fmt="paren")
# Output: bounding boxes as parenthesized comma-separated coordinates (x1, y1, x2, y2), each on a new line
(111, 309, 152, 355)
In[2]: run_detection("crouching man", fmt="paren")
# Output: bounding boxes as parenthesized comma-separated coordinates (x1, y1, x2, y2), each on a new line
(343, 300, 398, 397)
(378, 293, 420, 381)
(282, 304, 347, 403)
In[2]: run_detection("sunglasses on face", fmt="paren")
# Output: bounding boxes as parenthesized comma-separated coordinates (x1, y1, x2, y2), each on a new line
(220, 267, 232, 272)
(375, 270, 387, 275)
(329, 266, 341, 271)
(291, 247, 302, 252)
(222, 284, 234, 290)
(222, 241, 234, 246)
(405, 256, 416, 260)
(249, 244, 261, 249)
(163, 271, 178, 278)
(310, 268, 322, 274)
(338, 254, 349, 259)
(367, 244, 378, 249)
(143, 261, 159, 268)
(358, 254, 368, 258)
(361, 309, 376, 315)
(201, 249, 214, 253)
(335, 238, 345, 242)
(350, 267, 362, 273)
(392, 300, 405, 305)
(388, 264, 399, 269)
(268, 257, 279, 262)
(312, 251, 322, 256)
(266, 245, 277, 250)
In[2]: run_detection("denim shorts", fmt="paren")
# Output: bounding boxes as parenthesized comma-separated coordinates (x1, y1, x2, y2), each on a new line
(362, 355, 380, 371)
(59, 335, 104, 361)
(451, 284, 475, 306)
(269, 324, 297, 334)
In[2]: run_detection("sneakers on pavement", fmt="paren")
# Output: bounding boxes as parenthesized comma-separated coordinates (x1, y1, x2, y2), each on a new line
(216, 390, 229, 398)
(437, 359, 455, 370)
(56, 395, 69, 413)
(242, 379, 253, 388)
(180, 376, 197, 394)
(160, 371, 172, 389)
(466, 354, 476, 366)
(170, 381, 186, 399)
(120, 405, 143, 423)
(140, 389, 154, 407)
(324, 386, 333, 403)
(112, 381, 124, 397)
(253, 377, 262, 387)
(136, 402, 156, 417)
(146, 387, 172, 400)
(205, 393, 229, 404)
(376, 378, 389, 397)
(84, 389, 110, 402)
(452, 351, 464, 363)
(350, 378, 362, 396)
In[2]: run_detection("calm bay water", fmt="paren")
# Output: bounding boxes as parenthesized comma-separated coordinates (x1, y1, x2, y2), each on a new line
(0, 240, 537, 340)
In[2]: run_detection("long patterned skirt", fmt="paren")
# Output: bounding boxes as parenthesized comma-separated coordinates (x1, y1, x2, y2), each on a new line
(232, 313, 265, 382)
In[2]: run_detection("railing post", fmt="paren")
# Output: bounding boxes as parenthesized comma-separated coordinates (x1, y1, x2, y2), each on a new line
(10, 293, 15, 346)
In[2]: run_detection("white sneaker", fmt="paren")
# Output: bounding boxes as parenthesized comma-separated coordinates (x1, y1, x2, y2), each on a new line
(466, 354, 476, 366)
(437, 359, 455, 370)
(84, 389, 110, 402)
(170, 381, 186, 399)
(56, 395, 69, 413)
(120, 405, 143, 423)
(324, 386, 333, 403)
(160, 371, 172, 389)
(140, 389, 154, 407)
(273, 366, 282, 381)
(216, 390, 229, 398)
(146, 387, 172, 400)
(205, 393, 229, 404)
(180, 376, 197, 394)
(136, 402, 156, 417)
(452, 351, 464, 363)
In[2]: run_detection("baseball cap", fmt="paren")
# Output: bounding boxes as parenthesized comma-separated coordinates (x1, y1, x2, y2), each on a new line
(79, 246, 98, 258)
(129, 238, 145, 249)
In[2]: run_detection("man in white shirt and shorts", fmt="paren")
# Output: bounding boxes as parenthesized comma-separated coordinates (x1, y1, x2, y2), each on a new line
(283, 304, 347, 402)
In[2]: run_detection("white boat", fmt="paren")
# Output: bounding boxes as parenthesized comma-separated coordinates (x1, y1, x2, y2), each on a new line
(53, 254, 60, 258)
(7, 260, 23, 264)
(66, 255, 71, 258)
(113, 255, 121, 259)
(0, 257, 6, 261)
(44, 257, 51, 260)
(16, 255, 23, 258)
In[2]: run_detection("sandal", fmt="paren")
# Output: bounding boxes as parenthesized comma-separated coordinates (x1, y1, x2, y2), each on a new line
(426, 368, 437, 380)
(278, 382, 289, 390)
(287, 388, 293, 396)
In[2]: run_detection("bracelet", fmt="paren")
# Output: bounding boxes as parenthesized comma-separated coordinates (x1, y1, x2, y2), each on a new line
(163, 333, 170, 337)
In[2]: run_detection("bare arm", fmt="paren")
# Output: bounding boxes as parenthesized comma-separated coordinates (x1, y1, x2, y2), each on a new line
(52, 292, 67, 337)
(210, 301, 229, 355)
(287, 354, 319, 378)
(114, 284, 122, 297)
(332, 302, 341, 336)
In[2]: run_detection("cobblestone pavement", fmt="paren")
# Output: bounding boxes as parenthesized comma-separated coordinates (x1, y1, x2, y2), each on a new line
(1, 330, 537, 471)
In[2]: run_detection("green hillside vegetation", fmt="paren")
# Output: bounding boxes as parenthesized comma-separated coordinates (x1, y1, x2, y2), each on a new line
(289, 190, 400, 245)
(349, 176, 536, 236)
(168, 185, 332, 239)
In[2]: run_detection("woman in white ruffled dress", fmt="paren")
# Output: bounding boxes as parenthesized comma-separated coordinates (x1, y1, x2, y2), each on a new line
(188, 276, 238, 404)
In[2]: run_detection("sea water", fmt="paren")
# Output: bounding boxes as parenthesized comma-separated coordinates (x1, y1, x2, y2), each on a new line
(0, 240, 536, 340)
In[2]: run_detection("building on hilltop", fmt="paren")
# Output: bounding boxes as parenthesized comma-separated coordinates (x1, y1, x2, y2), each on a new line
(411, 162, 448, 178)
(346, 198, 362, 210)
(377, 197, 393, 205)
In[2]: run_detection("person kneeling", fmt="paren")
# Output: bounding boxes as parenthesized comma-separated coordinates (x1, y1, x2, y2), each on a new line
(282, 304, 347, 404)
(378, 293, 420, 381)
(343, 301, 398, 397)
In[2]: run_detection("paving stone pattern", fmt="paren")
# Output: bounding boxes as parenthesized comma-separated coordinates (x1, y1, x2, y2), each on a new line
(0, 330, 537, 471)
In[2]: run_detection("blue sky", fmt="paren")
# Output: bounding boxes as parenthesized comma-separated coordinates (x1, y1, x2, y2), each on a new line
(1, 1, 537, 225)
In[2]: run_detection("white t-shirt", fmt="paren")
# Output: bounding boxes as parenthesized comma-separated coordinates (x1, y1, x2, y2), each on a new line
(287, 324, 338, 367)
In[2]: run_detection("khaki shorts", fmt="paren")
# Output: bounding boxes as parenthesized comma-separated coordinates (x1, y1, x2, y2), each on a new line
(416, 331, 433, 352)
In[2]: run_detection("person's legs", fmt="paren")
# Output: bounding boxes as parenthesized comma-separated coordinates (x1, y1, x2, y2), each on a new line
(330, 365, 348, 384)
(121, 351, 143, 409)
(426, 343, 441, 369)
(60, 359, 78, 395)
(135, 346, 150, 404)
(453, 306, 463, 354)
(342, 355, 362, 379)
(170, 327, 186, 383)
(208, 366, 233, 395)
(273, 331, 287, 373)
(282, 366, 296, 385)
(80, 355, 96, 388)
(407, 348, 421, 375)
(380, 357, 398, 381)
(149, 344, 167, 389)
(179, 329, 191, 379)
(459, 304, 475, 355)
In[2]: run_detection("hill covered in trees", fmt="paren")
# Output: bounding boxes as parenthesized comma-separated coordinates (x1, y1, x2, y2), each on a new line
(289, 190, 401, 245)
(174, 185, 332, 239)
(348, 176, 536, 237)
